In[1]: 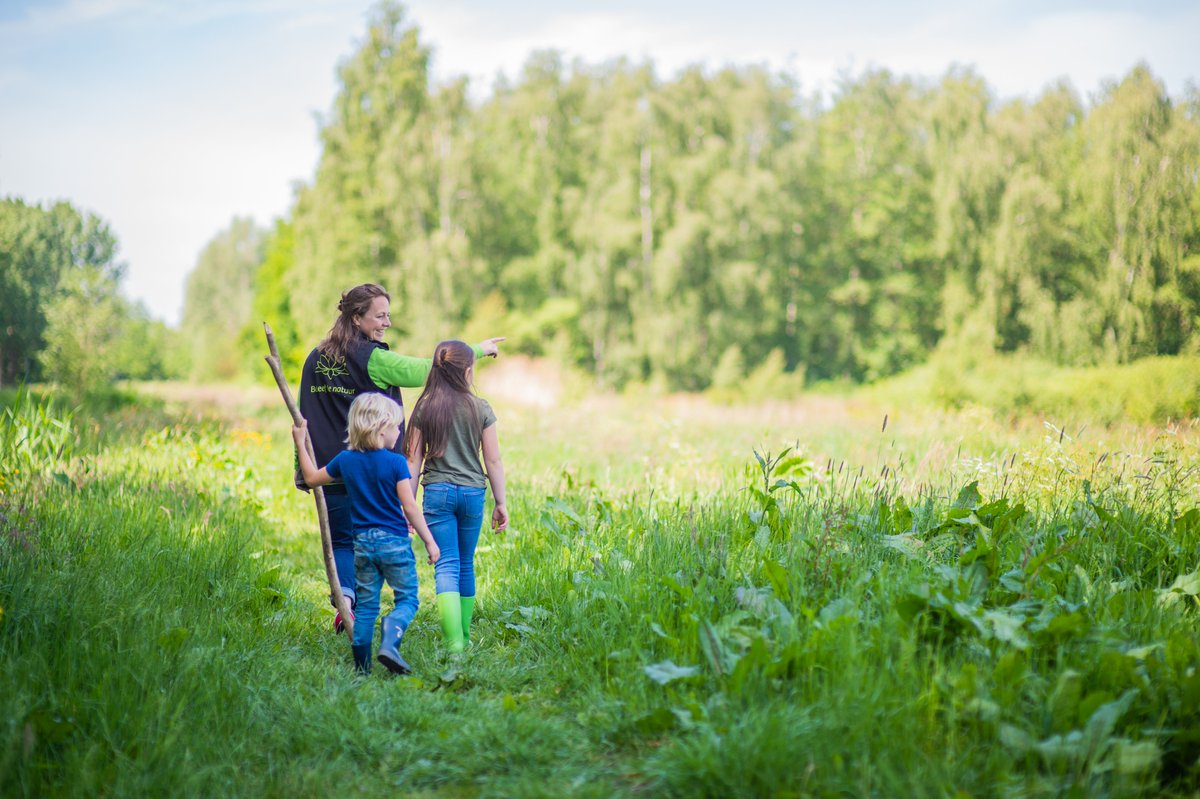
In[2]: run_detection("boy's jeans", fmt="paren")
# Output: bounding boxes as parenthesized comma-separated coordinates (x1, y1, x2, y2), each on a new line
(423, 483, 486, 596)
(352, 528, 419, 649)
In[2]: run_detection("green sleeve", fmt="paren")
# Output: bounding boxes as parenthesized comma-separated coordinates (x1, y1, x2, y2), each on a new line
(366, 344, 486, 390)
(367, 349, 432, 389)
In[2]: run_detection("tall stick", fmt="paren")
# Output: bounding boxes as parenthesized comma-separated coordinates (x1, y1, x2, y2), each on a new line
(263, 323, 354, 639)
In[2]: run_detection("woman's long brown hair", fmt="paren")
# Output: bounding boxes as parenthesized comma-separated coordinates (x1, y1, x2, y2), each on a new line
(406, 340, 479, 459)
(317, 284, 390, 362)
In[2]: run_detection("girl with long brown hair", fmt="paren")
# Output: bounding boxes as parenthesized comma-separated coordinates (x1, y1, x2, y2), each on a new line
(405, 340, 508, 653)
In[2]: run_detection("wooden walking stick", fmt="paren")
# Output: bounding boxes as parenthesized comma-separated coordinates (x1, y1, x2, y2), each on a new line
(263, 323, 355, 639)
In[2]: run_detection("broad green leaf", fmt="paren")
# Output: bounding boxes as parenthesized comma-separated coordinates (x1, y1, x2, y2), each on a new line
(763, 559, 791, 601)
(890, 496, 913, 534)
(1124, 642, 1163, 660)
(984, 610, 1029, 650)
(1114, 740, 1161, 775)
(730, 635, 771, 693)
(883, 534, 923, 559)
(818, 597, 858, 627)
(1035, 730, 1085, 764)
(1168, 570, 1200, 595)
(1082, 689, 1138, 753)
(661, 574, 692, 600)
(1157, 569, 1200, 607)
(998, 724, 1034, 753)
(503, 622, 535, 635)
(643, 659, 700, 685)
(255, 565, 281, 588)
(1174, 508, 1200, 537)
(952, 481, 982, 510)
(1048, 670, 1083, 732)
(698, 619, 727, 677)
(633, 707, 677, 733)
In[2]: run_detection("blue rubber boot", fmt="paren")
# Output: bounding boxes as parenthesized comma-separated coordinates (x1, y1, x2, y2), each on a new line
(351, 644, 373, 674)
(377, 618, 411, 675)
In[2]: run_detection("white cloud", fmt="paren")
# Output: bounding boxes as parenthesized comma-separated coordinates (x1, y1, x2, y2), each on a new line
(412, 2, 1197, 101)
(10, 0, 155, 32)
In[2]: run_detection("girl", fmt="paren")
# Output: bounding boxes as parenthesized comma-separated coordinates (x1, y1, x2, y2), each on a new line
(293, 392, 440, 675)
(405, 340, 508, 653)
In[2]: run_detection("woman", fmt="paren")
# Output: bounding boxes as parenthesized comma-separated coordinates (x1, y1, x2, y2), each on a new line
(297, 283, 502, 632)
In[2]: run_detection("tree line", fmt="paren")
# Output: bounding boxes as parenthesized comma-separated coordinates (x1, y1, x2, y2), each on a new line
(186, 2, 1196, 390)
(9, 0, 1198, 395)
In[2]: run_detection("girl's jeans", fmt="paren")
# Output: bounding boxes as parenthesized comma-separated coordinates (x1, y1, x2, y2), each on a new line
(351, 528, 419, 649)
(423, 483, 486, 596)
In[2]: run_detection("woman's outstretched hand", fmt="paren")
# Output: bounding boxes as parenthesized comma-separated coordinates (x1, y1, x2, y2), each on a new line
(479, 337, 506, 358)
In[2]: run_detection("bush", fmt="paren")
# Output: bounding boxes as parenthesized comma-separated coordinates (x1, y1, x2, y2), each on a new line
(872, 353, 1200, 425)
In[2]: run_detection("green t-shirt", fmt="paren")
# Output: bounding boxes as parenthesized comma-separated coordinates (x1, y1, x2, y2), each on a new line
(412, 395, 496, 489)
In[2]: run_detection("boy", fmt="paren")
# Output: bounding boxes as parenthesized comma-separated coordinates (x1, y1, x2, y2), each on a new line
(293, 392, 440, 674)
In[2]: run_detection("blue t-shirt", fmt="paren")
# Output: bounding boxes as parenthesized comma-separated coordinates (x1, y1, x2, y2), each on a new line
(324, 449, 411, 537)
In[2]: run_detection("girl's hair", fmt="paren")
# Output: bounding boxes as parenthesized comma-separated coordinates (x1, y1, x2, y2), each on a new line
(405, 340, 478, 459)
(346, 392, 403, 452)
(318, 284, 390, 361)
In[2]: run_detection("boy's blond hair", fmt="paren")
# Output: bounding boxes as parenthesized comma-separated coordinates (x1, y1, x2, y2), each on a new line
(345, 392, 404, 451)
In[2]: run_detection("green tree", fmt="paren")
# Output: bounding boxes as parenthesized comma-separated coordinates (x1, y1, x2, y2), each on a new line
(237, 219, 303, 382)
(0, 198, 123, 388)
(38, 262, 129, 394)
(288, 0, 434, 348)
(813, 70, 937, 380)
(1075, 65, 1198, 361)
(181, 217, 266, 381)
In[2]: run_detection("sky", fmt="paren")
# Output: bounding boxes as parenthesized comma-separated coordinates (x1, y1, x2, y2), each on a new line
(1, 0, 1196, 326)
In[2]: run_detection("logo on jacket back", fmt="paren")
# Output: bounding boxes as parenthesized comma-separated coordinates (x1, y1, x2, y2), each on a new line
(314, 354, 350, 381)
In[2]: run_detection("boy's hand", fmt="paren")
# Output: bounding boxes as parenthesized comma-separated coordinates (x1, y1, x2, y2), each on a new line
(426, 542, 440, 565)
(291, 419, 308, 447)
(492, 503, 508, 532)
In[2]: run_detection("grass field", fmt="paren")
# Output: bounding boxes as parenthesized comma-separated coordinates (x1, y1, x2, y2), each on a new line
(2, 363, 1199, 797)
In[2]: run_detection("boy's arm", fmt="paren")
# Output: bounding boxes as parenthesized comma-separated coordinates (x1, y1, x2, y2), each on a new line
(396, 479, 439, 564)
(481, 423, 507, 532)
(291, 421, 333, 487)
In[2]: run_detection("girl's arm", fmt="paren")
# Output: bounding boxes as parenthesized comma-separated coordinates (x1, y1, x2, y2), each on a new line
(481, 423, 508, 531)
(396, 479, 439, 564)
(291, 421, 334, 487)
(405, 426, 424, 499)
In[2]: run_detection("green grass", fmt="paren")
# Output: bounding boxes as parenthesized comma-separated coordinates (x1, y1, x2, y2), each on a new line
(2, 378, 1199, 797)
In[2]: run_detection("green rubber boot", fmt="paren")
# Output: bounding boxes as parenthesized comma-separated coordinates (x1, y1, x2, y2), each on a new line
(460, 595, 475, 647)
(437, 592, 465, 653)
